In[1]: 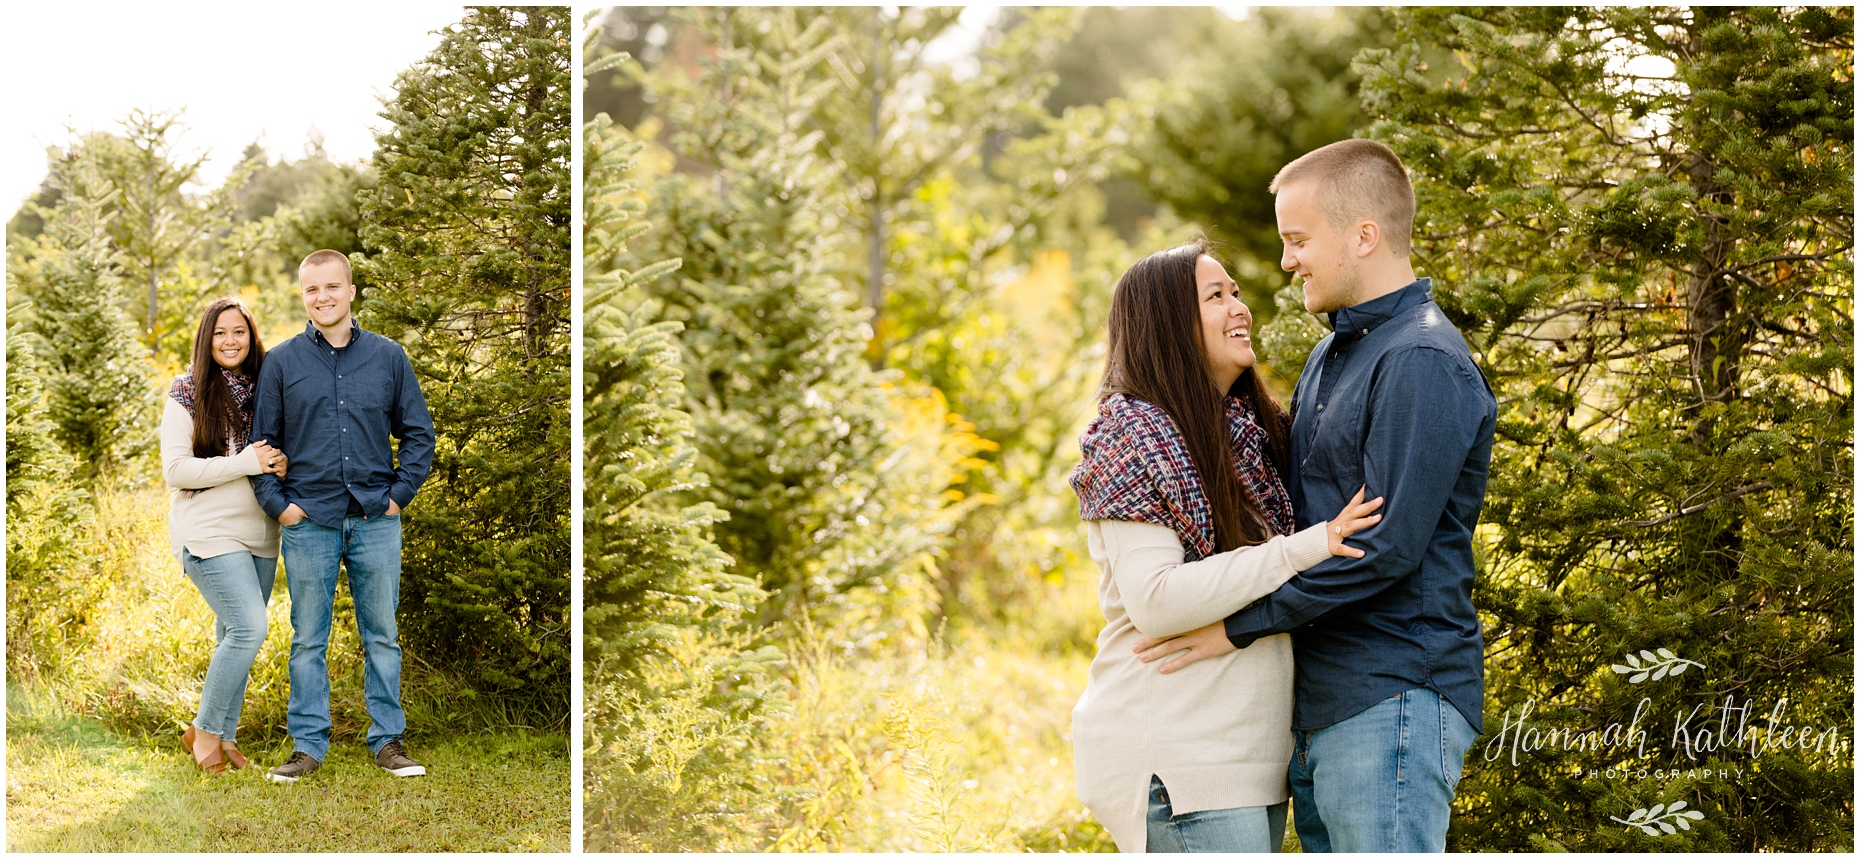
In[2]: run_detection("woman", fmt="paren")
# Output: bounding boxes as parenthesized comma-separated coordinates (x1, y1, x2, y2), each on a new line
(161, 297, 289, 774)
(1068, 239, 1384, 852)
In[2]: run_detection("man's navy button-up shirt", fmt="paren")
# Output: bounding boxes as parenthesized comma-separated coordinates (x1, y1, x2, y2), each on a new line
(251, 320, 435, 528)
(1223, 278, 1496, 734)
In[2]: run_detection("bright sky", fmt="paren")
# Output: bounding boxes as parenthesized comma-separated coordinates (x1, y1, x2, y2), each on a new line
(2, 4, 470, 216)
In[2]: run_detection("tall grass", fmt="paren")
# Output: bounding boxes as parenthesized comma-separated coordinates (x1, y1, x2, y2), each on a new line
(10, 477, 559, 746)
(762, 595, 1115, 853)
(586, 570, 1117, 852)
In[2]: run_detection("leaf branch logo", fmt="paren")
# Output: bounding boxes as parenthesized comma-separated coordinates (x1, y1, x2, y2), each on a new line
(1611, 648, 1703, 684)
(1611, 802, 1704, 835)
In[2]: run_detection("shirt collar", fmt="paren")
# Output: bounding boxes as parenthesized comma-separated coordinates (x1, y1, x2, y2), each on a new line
(1328, 278, 1432, 342)
(307, 318, 362, 348)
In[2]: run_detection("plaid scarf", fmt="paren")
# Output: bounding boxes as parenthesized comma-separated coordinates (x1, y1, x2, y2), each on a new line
(168, 366, 256, 453)
(1071, 393, 1296, 562)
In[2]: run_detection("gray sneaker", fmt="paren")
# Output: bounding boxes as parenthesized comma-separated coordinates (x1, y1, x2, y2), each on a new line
(375, 740, 426, 777)
(266, 751, 321, 783)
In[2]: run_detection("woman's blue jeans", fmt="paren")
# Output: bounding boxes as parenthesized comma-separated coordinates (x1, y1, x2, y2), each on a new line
(1146, 775, 1288, 852)
(180, 549, 276, 741)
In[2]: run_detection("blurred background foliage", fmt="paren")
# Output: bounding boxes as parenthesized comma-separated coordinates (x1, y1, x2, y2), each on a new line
(581, 5, 1851, 852)
(6, 7, 571, 751)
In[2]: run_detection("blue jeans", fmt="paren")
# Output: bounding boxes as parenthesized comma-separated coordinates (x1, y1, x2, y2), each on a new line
(281, 514, 405, 760)
(181, 549, 276, 741)
(1288, 687, 1478, 852)
(1146, 775, 1287, 852)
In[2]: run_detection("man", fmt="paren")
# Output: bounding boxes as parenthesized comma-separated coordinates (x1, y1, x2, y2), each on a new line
(1138, 139, 1496, 851)
(252, 249, 434, 782)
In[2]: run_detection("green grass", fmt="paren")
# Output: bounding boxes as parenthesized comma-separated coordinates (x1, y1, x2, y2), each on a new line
(6, 686, 568, 852)
(6, 478, 570, 852)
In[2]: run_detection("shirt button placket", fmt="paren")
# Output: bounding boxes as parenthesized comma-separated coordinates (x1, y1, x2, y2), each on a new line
(335, 351, 348, 493)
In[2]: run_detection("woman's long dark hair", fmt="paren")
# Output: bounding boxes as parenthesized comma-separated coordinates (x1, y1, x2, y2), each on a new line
(1099, 238, 1292, 551)
(189, 297, 266, 458)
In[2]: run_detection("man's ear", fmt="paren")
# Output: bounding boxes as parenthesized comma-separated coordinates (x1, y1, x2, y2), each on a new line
(1354, 219, 1382, 259)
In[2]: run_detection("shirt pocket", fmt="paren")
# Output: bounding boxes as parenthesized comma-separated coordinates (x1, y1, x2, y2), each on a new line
(1301, 397, 1365, 489)
(347, 371, 394, 414)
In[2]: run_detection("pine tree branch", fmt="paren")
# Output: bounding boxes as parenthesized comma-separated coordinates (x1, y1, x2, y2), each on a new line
(1628, 481, 1775, 528)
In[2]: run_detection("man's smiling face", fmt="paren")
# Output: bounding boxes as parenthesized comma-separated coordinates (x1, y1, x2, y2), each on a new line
(299, 260, 356, 332)
(1276, 178, 1360, 315)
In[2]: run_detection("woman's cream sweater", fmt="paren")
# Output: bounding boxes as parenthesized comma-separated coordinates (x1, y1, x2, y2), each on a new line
(1072, 519, 1330, 853)
(160, 398, 279, 563)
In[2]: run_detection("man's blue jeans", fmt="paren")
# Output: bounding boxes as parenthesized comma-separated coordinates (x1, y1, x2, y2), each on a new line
(1288, 687, 1478, 852)
(281, 514, 405, 760)
(181, 549, 276, 742)
(1145, 775, 1288, 853)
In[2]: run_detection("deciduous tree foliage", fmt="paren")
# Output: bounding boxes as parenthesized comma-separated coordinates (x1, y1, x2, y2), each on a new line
(357, 6, 571, 712)
(1354, 6, 1852, 850)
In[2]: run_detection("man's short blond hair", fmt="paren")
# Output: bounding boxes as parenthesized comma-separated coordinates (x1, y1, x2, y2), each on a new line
(1269, 138, 1415, 258)
(298, 249, 353, 284)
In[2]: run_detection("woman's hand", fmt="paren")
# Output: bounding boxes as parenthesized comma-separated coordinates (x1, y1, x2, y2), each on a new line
(1320, 486, 1384, 558)
(250, 440, 289, 476)
(1133, 621, 1236, 674)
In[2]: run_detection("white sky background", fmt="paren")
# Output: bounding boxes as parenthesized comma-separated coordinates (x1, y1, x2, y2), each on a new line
(4, 4, 1259, 215)
(2, 4, 470, 215)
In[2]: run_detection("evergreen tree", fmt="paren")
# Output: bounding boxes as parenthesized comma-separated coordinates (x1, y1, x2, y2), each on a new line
(14, 155, 155, 478)
(631, 7, 962, 625)
(5, 177, 61, 252)
(3, 302, 92, 670)
(806, 7, 1079, 355)
(581, 105, 760, 670)
(4, 311, 65, 508)
(273, 159, 374, 270)
(615, 9, 1135, 627)
(582, 47, 781, 840)
(1037, 6, 1231, 239)
(1356, 7, 1852, 850)
(227, 139, 376, 276)
(1132, 7, 1420, 348)
(1139, 9, 1389, 265)
(357, 6, 571, 711)
(85, 110, 242, 361)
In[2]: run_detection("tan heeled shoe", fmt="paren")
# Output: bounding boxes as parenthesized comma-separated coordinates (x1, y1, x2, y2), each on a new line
(183, 725, 228, 774)
(221, 742, 250, 770)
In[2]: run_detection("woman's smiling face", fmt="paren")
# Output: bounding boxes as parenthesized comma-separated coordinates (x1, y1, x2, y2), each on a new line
(210, 307, 251, 370)
(1196, 254, 1255, 392)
